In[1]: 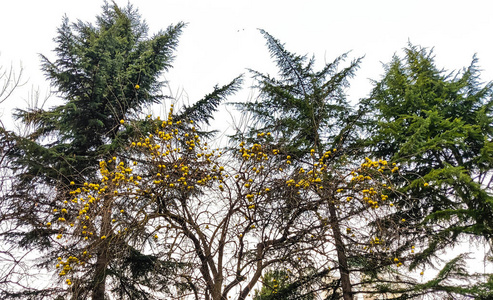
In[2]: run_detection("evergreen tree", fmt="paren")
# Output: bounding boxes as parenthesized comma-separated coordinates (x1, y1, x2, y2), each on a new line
(1, 2, 226, 299)
(14, 2, 183, 185)
(234, 30, 363, 300)
(360, 44, 493, 298)
(234, 30, 361, 159)
(7, 2, 184, 298)
(253, 269, 319, 300)
(5, 2, 244, 298)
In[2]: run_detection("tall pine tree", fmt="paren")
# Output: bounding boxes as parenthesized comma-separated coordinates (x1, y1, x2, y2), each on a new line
(360, 44, 493, 298)
(8, 3, 183, 298)
(234, 30, 361, 159)
(14, 2, 183, 185)
(234, 30, 362, 300)
(6, 2, 241, 299)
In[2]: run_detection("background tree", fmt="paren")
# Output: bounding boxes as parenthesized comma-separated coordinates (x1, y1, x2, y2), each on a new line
(5, 2, 243, 298)
(0, 62, 37, 298)
(5, 2, 185, 299)
(232, 30, 410, 300)
(359, 44, 493, 298)
(233, 30, 362, 159)
(52, 106, 407, 300)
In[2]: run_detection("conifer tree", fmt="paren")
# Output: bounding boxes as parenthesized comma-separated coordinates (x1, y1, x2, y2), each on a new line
(7, 2, 183, 298)
(234, 30, 361, 158)
(360, 44, 493, 298)
(14, 2, 184, 185)
(5, 2, 241, 299)
(234, 30, 363, 300)
(50, 110, 403, 300)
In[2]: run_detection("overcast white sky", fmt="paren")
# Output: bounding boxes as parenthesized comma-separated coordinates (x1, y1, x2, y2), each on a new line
(0, 0, 491, 287)
(2, 0, 493, 125)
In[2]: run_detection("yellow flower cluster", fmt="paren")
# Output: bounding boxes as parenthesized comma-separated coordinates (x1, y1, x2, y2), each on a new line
(51, 108, 417, 288)
(56, 256, 80, 281)
(52, 107, 228, 279)
(348, 157, 396, 208)
(238, 142, 270, 162)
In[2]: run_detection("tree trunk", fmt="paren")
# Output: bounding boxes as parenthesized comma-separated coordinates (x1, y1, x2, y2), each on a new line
(328, 201, 353, 300)
(91, 187, 113, 299)
(92, 246, 108, 300)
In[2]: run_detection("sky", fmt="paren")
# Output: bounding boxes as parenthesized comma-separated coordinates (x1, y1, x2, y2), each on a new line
(0, 0, 492, 291)
(1, 0, 493, 131)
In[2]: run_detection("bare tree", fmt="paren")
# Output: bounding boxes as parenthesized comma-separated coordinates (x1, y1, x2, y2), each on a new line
(0, 62, 36, 298)
(48, 108, 412, 300)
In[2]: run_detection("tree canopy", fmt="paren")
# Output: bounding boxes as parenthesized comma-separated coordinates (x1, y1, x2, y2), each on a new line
(0, 3, 492, 300)
(361, 44, 493, 268)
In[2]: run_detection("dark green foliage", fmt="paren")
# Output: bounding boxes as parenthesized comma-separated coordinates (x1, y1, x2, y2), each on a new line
(360, 44, 493, 297)
(176, 75, 243, 126)
(233, 29, 362, 158)
(379, 255, 493, 299)
(362, 43, 493, 244)
(5, 2, 186, 299)
(10, 0, 184, 214)
(0, 289, 67, 300)
(254, 269, 339, 300)
(63, 246, 185, 300)
(12, 2, 184, 185)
